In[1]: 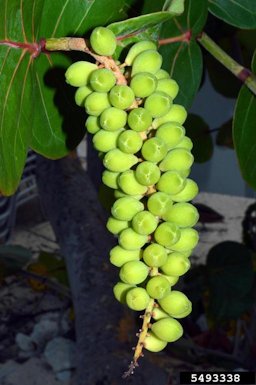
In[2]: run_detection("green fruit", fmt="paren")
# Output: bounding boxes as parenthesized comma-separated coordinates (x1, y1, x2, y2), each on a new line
(180, 169, 191, 178)
(152, 104, 187, 128)
(175, 136, 193, 151)
(156, 171, 186, 195)
(135, 161, 161, 186)
(128, 107, 153, 132)
(117, 130, 143, 154)
(156, 78, 179, 99)
(151, 317, 183, 342)
(119, 260, 149, 284)
(147, 192, 173, 217)
(90, 27, 117, 56)
(142, 243, 168, 267)
(162, 202, 199, 227)
(154, 222, 181, 248)
(109, 85, 135, 110)
(65, 61, 98, 87)
(146, 276, 170, 299)
(155, 69, 170, 79)
(113, 282, 134, 304)
(111, 196, 144, 221)
(132, 210, 158, 235)
(170, 179, 199, 202)
(92, 129, 120, 152)
(85, 92, 110, 116)
(144, 332, 167, 352)
(159, 149, 194, 172)
(102, 170, 119, 189)
(106, 216, 129, 235)
(118, 170, 147, 195)
(103, 149, 138, 172)
(74, 85, 93, 106)
(130, 72, 157, 98)
(160, 252, 191, 276)
(162, 274, 179, 286)
(85, 116, 101, 134)
(169, 228, 199, 252)
(131, 50, 162, 76)
(126, 287, 150, 311)
(110, 246, 141, 267)
(144, 91, 172, 118)
(152, 307, 169, 320)
(155, 122, 185, 150)
(125, 40, 157, 66)
(89, 68, 116, 92)
(141, 137, 168, 163)
(114, 189, 143, 200)
(100, 107, 127, 131)
(158, 291, 192, 318)
(119, 228, 148, 250)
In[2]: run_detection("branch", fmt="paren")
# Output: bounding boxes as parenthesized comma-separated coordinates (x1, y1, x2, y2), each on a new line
(44, 37, 127, 85)
(122, 267, 160, 378)
(158, 30, 191, 46)
(197, 32, 256, 96)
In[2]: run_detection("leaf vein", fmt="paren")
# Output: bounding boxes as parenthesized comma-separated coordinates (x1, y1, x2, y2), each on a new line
(15, 56, 32, 155)
(35, 72, 53, 136)
(20, 0, 27, 42)
(0, 50, 27, 137)
(74, 0, 96, 35)
(0, 47, 11, 75)
(51, 0, 71, 38)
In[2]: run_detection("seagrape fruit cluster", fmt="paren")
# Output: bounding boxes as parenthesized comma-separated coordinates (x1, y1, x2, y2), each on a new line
(65, 27, 199, 354)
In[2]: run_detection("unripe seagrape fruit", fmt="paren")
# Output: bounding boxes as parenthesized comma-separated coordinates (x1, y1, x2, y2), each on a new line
(65, 29, 199, 358)
(90, 27, 117, 56)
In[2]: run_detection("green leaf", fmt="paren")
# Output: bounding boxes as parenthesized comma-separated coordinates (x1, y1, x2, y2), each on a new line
(160, 40, 203, 109)
(233, 51, 256, 190)
(185, 113, 214, 163)
(0, 245, 32, 275)
(108, 12, 182, 59)
(108, 11, 179, 38)
(159, 0, 208, 108)
(142, 0, 166, 14)
(163, 0, 185, 14)
(0, 0, 134, 195)
(38, 0, 134, 38)
(206, 241, 254, 321)
(161, 0, 208, 37)
(208, 0, 256, 29)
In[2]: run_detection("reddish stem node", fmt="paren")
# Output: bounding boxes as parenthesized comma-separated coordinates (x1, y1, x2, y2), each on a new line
(0, 39, 42, 58)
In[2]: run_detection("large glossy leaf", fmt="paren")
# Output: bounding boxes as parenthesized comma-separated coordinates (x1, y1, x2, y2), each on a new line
(208, 0, 256, 29)
(108, 10, 184, 58)
(233, 52, 256, 190)
(206, 241, 254, 321)
(160, 40, 203, 109)
(0, 0, 134, 195)
(141, 0, 184, 15)
(108, 12, 178, 37)
(159, 0, 208, 108)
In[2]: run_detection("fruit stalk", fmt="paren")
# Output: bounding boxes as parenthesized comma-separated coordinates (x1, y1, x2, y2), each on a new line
(44, 37, 127, 85)
(123, 298, 155, 379)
